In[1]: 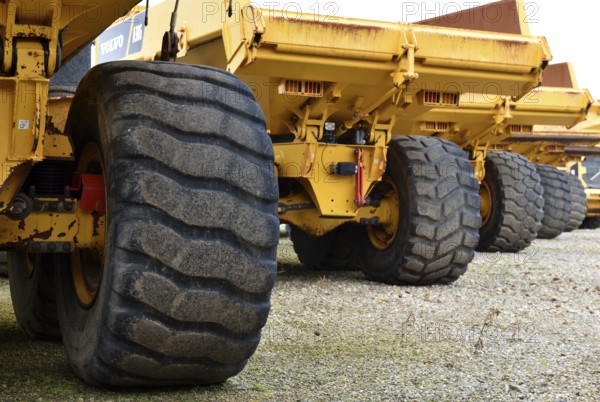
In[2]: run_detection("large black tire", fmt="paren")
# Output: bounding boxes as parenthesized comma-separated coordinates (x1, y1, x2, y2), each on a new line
(477, 152, 544, 252)
(564, 174, 587, 232)
(0, 251, 7, 277)
(7, 252, 60, 339)
(356, 136, 481, 285)
(536, 165, 572, 239)
(55, 61, 279, 387)
(580, 217, 600, 229)
(290, 224, 362, 271)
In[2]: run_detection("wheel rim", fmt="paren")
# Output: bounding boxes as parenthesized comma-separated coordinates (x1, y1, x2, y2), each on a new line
(71, 249, 103, 307)
(71, 143, 105, 308)
(480, 180, 493, 227)
(366, 176, 400, 250)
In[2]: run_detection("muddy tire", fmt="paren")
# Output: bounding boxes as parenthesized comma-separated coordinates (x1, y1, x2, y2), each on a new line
(477, 152, 544, 252)
(55, 61, 279, 387)
(356, 136, 481, 285)
(7, 252, 60, 339)
(536, 165, 572, 239)
(564, 174, 587, 232)
(290, 225, 362, 271)
(580, 217, 600, 229)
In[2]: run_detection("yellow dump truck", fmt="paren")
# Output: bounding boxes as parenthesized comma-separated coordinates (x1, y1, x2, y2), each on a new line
(494, 115, 600, 234)
(517, 101, 600, 231)
(101, 0, 554, 266)
(483, 67, 600, 234)
(1, 0, 553, 387)
(575, 103, 600, 227)
(579, 156, 600, 228)
(418, 3, 597, 244)
(392, 63, 593, 245)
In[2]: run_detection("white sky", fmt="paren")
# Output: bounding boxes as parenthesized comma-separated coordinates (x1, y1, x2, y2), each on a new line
(145, 1, 599, 98)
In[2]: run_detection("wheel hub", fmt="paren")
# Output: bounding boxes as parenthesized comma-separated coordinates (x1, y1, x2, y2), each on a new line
(480, 180, 493, 227)
(71, 143, 106, 308)
(366, 176, 400, 250)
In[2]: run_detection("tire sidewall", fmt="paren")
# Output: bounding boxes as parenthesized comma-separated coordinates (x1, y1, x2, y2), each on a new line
(55, 69, 117, 384)
(7, 252, 60, 339)
(8, 252, 39, 334)
(478, 157, 503, 247)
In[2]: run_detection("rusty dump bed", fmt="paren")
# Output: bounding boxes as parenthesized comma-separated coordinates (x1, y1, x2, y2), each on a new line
(219, 7, 552, 137)
(415, 3, 596, 153)
(232, 11, 548, 85)
(110, 0, 552, 138)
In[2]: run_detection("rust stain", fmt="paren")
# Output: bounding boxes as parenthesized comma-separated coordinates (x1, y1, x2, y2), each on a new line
(58, 232, 66, 238)
(32, 228, 53, 240)
(46, 119, 62, 135)
(68, 220, 76, 230)
(92, 212, 101, 237)
(18, 220, 25, 230)
(494, 38, 531, 47)
(13, 228, 55, 246)
(271, 15, 384, 32)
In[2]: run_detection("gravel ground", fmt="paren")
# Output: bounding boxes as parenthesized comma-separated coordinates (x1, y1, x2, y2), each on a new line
(0, 230, 599, 401)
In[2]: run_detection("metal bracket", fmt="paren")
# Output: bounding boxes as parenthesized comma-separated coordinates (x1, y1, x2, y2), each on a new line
(69, 174, 106, 213)
(468, 96, 514, 146)
(493, 96, 513, 135)
(2, 0, 62, 76)
(336, 31, 419, 142)
(290, 104, 334, 142)
(470, 145, 488, 183)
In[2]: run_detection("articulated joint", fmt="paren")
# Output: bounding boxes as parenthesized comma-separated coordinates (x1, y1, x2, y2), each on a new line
(1, 0, 63, 77)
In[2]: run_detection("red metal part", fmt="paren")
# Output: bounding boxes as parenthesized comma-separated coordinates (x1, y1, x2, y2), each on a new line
(70, 174, 106, 212)
(355, 148, 365, 207)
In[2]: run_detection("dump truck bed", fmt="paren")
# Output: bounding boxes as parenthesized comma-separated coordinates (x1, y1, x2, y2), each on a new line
(487, 102, 600, 165)
(396, 86, 593, 148)
(218, 8, 551, 136)
(105, 2, 551, 137)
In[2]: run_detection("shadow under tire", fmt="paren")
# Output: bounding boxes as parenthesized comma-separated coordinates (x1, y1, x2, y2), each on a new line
(7, 252, 60, 339)
(55, 61, 279, 387)
(564, 174, 587, 232)
(536, 165, 572, 239)
(356, 136, 481, 285)
(477, 151, 544, 252)
(290, 224, 362, 271)
(579, 217, 600, 229)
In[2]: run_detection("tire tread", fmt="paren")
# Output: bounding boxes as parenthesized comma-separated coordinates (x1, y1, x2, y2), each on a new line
(536, 165, 572, 239)
(58, 61, 278, 386)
